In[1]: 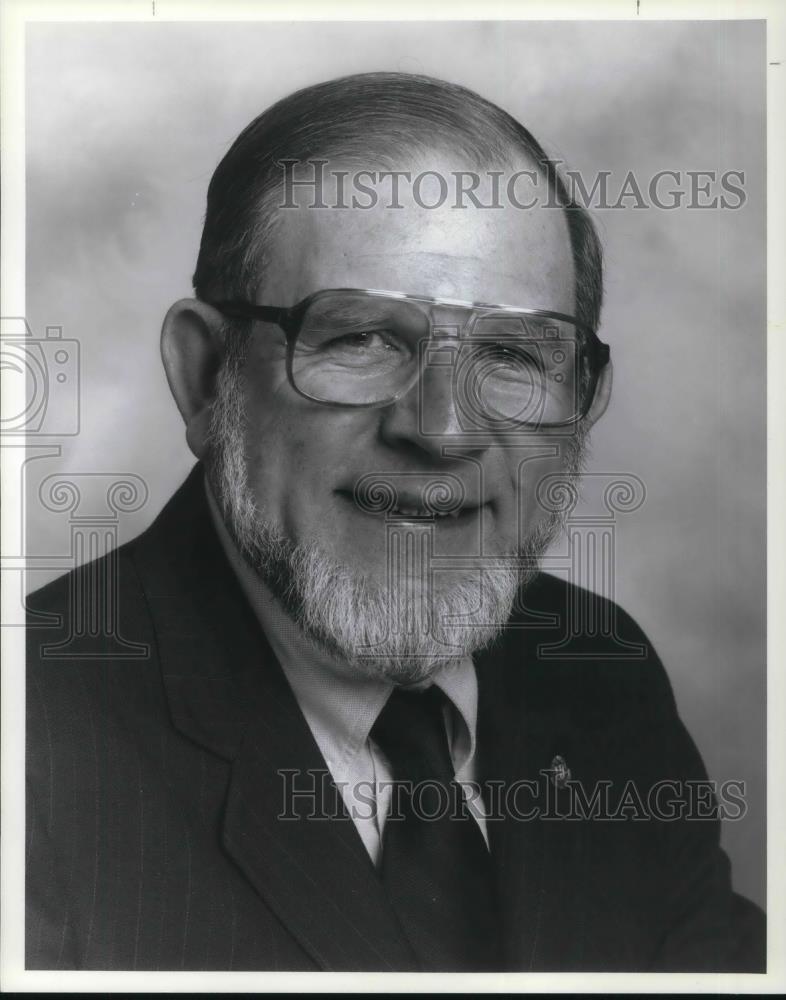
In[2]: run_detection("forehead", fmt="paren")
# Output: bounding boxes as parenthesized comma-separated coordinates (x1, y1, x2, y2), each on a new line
(260, 154, 575, 313)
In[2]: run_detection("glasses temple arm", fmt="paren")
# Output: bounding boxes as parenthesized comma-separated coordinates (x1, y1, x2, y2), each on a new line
(209, 300, 290, 329)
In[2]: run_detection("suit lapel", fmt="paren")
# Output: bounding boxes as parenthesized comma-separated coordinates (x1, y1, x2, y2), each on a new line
(476, 587, 589, 971)
(476, 641, 546, 970)
(132, 466, 417, 971)
(221, 684, 417, 971)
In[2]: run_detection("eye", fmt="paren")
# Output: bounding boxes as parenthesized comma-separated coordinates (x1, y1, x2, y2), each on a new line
(322, 328, 410, 358)
(474, 342, 543, 372)
(307, 327, 414, 373)
(330, 329, 399, 350)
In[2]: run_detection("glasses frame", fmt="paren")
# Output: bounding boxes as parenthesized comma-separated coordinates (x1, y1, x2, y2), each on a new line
(210, 287, 611, 426)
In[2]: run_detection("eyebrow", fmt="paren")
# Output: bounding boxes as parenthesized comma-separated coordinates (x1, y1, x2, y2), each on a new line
(309, 299, 395, 324)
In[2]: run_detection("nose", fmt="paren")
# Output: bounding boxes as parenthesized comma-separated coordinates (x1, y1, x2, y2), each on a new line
(377, 347, 487, 459)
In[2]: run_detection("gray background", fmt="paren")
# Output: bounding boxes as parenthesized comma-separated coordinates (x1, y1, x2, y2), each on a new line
(24, 20, 766, 907)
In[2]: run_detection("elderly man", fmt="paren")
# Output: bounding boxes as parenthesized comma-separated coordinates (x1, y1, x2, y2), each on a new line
(26, 72, 764, 972)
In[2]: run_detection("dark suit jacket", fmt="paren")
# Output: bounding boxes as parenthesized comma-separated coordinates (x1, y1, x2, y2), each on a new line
(26, 465, 765, 972)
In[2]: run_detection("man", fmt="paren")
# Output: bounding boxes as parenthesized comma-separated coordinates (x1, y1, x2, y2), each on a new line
(26, 72, 765, 972)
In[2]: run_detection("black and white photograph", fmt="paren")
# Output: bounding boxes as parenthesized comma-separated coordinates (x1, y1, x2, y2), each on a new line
(2, 0, 782, 990)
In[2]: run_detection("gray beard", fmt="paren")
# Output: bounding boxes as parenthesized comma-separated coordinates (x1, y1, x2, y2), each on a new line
(205, 343, 586, 684)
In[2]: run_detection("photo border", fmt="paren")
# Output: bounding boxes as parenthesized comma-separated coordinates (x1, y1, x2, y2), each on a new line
(2, 0, 783, 992)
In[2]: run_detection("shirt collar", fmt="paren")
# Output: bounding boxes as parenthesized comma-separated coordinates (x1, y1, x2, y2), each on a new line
(204, 476, 479, 774)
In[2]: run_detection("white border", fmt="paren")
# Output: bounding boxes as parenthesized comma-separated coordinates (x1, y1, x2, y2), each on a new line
(2, 0, 783, 992)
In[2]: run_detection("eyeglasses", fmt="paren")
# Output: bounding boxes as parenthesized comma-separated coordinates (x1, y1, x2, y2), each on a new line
(210, 288, 610, 429)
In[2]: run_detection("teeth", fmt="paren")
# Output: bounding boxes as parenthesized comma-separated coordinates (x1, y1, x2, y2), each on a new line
(391, 506, 464, 518)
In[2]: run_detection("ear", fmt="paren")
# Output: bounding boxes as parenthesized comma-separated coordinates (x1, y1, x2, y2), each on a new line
(584, 359, 613, 427)
(161, 298, 228, 459)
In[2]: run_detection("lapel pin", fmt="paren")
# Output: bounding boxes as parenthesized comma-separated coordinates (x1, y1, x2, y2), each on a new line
(547, 754, 571, 789)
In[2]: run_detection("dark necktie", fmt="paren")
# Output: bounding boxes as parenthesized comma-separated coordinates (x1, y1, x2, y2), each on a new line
(370, 684, 501, 971)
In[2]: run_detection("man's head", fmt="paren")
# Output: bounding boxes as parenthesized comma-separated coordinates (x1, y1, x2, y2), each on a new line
(161, 72, 612, 683)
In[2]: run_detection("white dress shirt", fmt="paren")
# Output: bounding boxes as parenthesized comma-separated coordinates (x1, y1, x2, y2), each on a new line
(205, 480, 489, 865)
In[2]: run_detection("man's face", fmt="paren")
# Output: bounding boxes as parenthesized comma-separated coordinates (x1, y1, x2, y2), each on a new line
(234, 156, 577, 593)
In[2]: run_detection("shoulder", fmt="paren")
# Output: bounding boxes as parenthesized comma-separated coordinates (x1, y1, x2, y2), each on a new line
(26, 537, 162, 756)
(26, 532, 153, 666)
(25, 462, 240, 753)
(24, 471, 203, 753)
(484, 571, 678, 726)
(26, 462, 206, 658)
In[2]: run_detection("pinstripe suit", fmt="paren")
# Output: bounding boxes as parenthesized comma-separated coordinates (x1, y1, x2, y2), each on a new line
(26, 465, 765, 971)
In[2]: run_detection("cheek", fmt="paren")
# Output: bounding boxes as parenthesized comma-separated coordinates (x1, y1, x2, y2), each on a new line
(240, 354, 310, 462)
(503, 445, 575, 526)
(238, 377, 367, 531)
(242, 406, 310, 494)
(237, 375, 309, 513)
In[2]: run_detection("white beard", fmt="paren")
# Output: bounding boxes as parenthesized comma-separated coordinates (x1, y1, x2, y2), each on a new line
(205, 340, 585, 684)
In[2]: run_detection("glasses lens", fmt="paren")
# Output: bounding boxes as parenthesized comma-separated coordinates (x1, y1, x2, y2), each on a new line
(464, 314, 586, 426)
(291, 291, 428, 404)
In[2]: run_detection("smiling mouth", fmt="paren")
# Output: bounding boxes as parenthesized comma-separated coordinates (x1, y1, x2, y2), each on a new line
(389, 502, 463, 520)
(336, 489, 484, 521)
